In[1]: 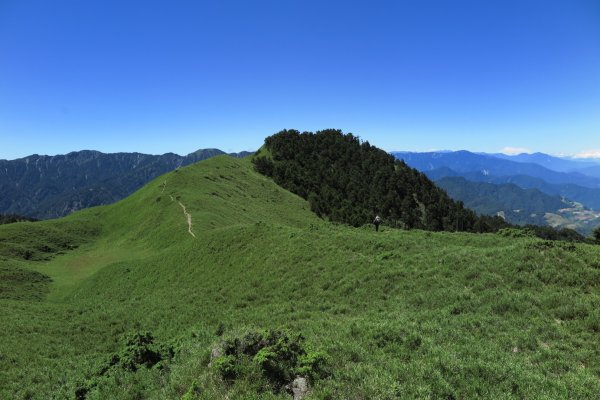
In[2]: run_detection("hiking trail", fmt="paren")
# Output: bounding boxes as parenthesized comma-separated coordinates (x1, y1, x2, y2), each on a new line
(162, 178, 195, 238)
(178, 201, 196, 238)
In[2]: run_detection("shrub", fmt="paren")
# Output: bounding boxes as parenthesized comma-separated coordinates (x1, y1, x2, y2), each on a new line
(211, 329, 328, 391)
(119, 331, 172, 371)
(182, 380, 202, 400)
(296, 351, 328, 380)
(497, 228, 535, 238)
(74, 331, 174, 399)
(212, 355, 238, 380)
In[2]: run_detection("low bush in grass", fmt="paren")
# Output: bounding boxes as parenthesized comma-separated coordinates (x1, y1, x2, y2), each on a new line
(211, 329, 328, 392)
(75, 331, 174, 399)
(497, 228, 535, 238)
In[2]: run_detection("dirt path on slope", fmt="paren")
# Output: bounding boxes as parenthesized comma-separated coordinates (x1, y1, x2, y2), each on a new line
(162, 178, 195, 238)
(178, 201, 196, 238)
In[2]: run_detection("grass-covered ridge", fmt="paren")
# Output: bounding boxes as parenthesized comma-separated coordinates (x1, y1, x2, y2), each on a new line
(1, 155, 599, 399)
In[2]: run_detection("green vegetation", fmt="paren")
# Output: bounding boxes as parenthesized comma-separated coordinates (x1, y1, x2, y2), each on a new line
(0, 148, 250, 219)
(521, 224, 587, 243)
(543, 202, 600, 237)
(432, 176, 600, 237)
(253, 129, 507, 232)
(0, 213, 37, 224)
(253, 129, 588, 244)
(210, 329, 328, 392)
(0, 265, 52, 301)
(435, 177, 567, 226)
(1, 155, 600, 399)
(75, 331, 175, 399)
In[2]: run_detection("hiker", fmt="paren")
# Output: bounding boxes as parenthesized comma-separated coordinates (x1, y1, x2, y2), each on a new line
(373, 215, 382, 232)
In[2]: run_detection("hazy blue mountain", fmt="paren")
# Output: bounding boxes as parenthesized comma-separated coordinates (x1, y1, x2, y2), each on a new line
(422, 166, 461, 180)
(489, 152, 598, 173)
(392, 151, 600, 188)
(425, 167, 600, 211)
(491, 175, 600, 211)
(435, 177, 568, 226)
(572, 165, 600, 179)
(0, 148, 252, 219)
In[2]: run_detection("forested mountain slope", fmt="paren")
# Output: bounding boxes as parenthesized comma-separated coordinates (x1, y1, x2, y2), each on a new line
(426, 167, 600, 211)
(253, 129, 507, 232)
(435, 177, 569, 226)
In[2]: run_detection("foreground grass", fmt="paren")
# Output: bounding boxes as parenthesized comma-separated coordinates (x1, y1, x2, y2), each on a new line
(1, 156, 599, 399)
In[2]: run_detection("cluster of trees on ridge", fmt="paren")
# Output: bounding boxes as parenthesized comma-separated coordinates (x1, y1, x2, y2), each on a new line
(0, 214, 37, 225)
(253, 129, 507, 232)
(253, 129, 591, 242)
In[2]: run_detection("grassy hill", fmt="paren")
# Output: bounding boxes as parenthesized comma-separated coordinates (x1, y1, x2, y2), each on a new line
(1, 156, 600, 399)
(0, 148, 251, 220)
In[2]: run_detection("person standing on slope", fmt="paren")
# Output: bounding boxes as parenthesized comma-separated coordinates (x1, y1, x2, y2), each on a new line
(373, 215, 382, 232)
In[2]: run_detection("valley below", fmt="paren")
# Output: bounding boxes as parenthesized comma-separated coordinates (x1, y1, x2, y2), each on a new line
(545, 202, 600, 235)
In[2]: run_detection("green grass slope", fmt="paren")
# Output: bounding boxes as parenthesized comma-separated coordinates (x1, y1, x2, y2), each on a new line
(1, 156, 599, 399)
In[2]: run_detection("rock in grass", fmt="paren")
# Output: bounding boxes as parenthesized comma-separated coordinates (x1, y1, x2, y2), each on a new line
(289, 377, 309, 400)
(208, 345, 223, 367)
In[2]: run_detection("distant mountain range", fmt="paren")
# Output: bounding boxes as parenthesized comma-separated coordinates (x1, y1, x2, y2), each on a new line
(435, 177, 568, 226)
(0, 149, 252, 219)
(392, 150, 600, 235)
(3, 144, 599, 236)
(394, 151, 600, 188)
(490, 152, 600, 173)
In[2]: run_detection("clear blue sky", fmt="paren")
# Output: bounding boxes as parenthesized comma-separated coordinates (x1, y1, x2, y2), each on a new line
(1, 0, 599, 159)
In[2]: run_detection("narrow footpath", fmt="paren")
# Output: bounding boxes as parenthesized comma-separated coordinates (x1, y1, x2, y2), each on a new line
(178, 201, 196, 238)
(162, 178, 196, 238)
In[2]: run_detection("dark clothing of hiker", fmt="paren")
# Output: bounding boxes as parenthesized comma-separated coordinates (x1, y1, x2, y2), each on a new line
(373, 216, 382, 232)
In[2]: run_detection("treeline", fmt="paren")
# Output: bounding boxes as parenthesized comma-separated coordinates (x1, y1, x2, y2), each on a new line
(253, 129, 590, 243)
(523, 225, 586, 242)
(253, 129, 506, 233)
(0, 214, 37, 225)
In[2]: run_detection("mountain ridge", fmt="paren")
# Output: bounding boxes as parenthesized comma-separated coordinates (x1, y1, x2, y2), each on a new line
(390, 150, 600, 234)
(392, 150, 600, 188)
(0, 148, 253, 219)
(253, 129, 507, 232)
(489, 152, 600, 174)
(435, 176, 568, 226)
(425, 167, 600, 212)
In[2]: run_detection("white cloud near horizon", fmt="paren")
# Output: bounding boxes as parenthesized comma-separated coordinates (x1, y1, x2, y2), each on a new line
(500, 146, 531, 155)
(573, 150, 600, 159)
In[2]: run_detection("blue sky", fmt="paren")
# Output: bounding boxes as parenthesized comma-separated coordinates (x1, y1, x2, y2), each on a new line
(1, 0, 599, 159)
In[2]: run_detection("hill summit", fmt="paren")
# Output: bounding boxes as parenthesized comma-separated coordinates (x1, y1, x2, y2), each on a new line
(253, 129, 506, 232)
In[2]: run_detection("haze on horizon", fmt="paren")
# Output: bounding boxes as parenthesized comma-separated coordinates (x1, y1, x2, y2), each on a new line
(1, 0, 599, 159)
